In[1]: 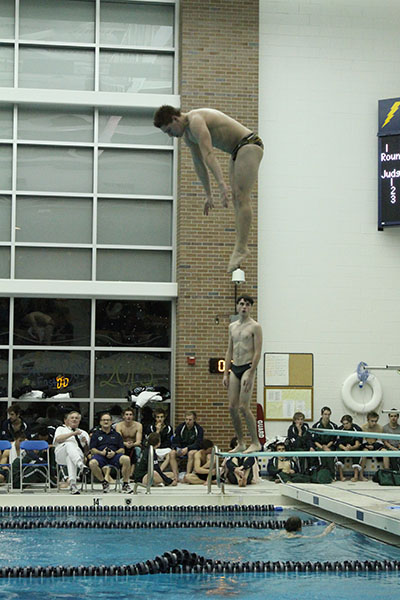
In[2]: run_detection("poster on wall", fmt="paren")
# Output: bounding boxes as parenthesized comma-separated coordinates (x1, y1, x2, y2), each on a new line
(264, 387, 313, 421)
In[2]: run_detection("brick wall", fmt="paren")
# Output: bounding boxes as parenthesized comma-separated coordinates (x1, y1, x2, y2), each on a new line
(175, 0, 260, 449)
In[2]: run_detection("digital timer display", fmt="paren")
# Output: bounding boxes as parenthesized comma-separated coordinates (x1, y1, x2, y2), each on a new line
(56, 376, 69, 389)
(209, 358, 226, 374)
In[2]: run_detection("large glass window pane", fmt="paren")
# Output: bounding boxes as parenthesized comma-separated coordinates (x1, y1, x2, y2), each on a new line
(16, 197, 92, 244)
(0, 46, 13, 87)
(100, 51, 173, 94)
(18, 107, 94, 143)
(93, 401, 131, 426)
(0, 1, 14, 38)
(0, 145, 12, 190)
(98, 108, 172, 146)
(13, 350, 90, 398)
(0, 107, 13, 140)
(95, 350, 170, 398)
(19, 47, 94, 91)
(0, 301, 9, 345)
(97, 199, 171, 246)
(98, 149, 172, 195)
(96, 300, 171, 347)
(97, 249, 171, 282)
(0, 351, 7, 398)
(17, 146, 93, 193)
(15, 401, 90, 432)
(0, 248, 10, 278)
(0, 196, 11, 241)
(100, 2, 174, 48)
(19, 0, 95, 43)
(14, 298, 91, 346)
(15, 248, 92, 280)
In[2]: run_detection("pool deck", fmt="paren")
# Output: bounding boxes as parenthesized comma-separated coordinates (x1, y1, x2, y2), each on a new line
(1, 479, 400, 544)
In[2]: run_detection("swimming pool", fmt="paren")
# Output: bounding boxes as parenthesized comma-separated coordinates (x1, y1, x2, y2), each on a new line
(0, 506, 399, 600)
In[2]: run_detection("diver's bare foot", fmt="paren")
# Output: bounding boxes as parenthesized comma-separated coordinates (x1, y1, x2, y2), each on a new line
(359, 475, 368, 482)
(229, 444, 246, 453)
(227, 247, 250, 273)
(243, 443, 260, 454)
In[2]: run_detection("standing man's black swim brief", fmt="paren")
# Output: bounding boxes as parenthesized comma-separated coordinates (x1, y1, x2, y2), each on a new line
(231, 133, 264, 162)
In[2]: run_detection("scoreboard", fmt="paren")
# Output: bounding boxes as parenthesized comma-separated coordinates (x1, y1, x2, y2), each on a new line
(378, 98, 400, 229)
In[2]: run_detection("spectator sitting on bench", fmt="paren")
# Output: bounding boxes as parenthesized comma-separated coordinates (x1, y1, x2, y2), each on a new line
(360, 411, 384, 481)
(184, 439, 216, 485)
(267, 441, 298, 483)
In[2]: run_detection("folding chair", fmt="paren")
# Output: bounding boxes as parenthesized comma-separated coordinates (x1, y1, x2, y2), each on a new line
(19, 441, 50, 492)
(56, 462, 88, 492)
(0, 441, 12, 492)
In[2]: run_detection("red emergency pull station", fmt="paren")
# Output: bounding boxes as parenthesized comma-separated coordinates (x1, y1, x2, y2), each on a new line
(187, 356, 196, 366)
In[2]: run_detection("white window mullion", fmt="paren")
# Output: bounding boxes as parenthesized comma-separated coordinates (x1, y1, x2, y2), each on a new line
(14, 0, 19, 88)
(93, 107, 99, 282)
(10, 104, 17, 280)
(95, 0, 101, 92)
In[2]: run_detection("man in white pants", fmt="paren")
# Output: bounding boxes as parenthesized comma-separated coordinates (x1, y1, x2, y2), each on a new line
(54, 411, 90, 495)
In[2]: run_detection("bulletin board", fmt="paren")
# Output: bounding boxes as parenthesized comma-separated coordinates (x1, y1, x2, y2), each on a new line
(263, 353, 314, 421)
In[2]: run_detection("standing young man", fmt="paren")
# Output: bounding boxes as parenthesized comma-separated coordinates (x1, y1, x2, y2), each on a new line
(153, 106, 263, 273)
(223, 295, 263, 453)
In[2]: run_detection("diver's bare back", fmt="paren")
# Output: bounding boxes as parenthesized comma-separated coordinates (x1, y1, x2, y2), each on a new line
(184, 109, 251, 154)
(230, 318, 258, 366)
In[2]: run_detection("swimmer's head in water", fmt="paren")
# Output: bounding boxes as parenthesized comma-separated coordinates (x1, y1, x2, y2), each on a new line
(285, 516, 302, 532)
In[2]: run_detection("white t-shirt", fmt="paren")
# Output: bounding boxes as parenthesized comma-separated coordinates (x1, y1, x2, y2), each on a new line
(54, 425, 89, 452)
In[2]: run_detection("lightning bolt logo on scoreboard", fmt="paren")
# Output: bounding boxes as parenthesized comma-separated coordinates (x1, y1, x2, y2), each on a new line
(382, 101, 400, 128)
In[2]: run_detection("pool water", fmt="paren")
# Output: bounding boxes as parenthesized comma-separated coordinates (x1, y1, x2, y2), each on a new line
(0, 509, 399, 599)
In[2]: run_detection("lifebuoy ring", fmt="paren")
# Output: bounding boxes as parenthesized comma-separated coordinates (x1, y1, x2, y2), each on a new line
(341, 372, 382, 414)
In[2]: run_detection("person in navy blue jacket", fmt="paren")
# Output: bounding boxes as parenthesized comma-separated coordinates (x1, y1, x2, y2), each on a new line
(170, 410, 204, 475)
(89, 412, 132, 493)
(286, 411, 315, 474)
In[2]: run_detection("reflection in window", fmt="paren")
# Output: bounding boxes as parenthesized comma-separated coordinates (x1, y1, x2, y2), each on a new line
(0, 299, 9, 345)
(13, 350, 90, 398)
(15, 401, 90, 432)
(14, 298, 90, 346)
(0, 350, 8, 397)
(95, 351, 170, 399)
(96, 300, 171, 347)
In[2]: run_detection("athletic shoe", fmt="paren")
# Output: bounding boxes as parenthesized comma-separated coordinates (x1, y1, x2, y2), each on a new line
(122, 482, 132, 493)
(70, 484, 80, 495)
(102, 480, 110, 493)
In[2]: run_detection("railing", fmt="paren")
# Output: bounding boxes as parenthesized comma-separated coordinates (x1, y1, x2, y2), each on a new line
(132, 444, 154, 495)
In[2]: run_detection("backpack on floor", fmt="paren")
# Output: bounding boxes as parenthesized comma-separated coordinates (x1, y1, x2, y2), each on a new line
(372, 468, 400, 486)
(310, 467, 333, 484)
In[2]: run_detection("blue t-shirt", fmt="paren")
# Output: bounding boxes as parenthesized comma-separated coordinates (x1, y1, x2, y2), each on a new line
(90, 429, 124, 452)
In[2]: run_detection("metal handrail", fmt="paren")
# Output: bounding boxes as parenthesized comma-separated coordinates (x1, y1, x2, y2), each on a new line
(133, 444, 154, 495)
(216, 450, 400, 458)
(207, 446, 216, 494)
(309, 428, 400, 441)
(147, 444, 154, 493)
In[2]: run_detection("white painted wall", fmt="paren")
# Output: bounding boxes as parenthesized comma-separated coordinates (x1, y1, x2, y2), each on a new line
(258, 0, 400, 437)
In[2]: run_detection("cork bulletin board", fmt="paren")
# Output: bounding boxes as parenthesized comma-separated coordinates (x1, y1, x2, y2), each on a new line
(263, 353, 314, 421)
